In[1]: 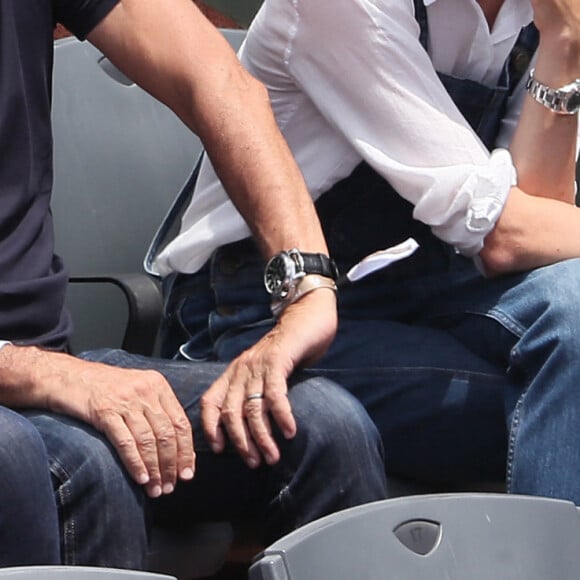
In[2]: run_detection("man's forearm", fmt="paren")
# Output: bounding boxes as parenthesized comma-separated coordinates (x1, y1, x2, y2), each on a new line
(481, 187, 580, 274)
(482, 5, 580, 274)
(509, 13, 580, 203)
(0, 345, 54, 408)
(88, 0, 328, 260)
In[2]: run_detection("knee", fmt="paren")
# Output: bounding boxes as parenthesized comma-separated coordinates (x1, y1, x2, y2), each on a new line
(287, 375, 384, 467)
(530, 260, 580, 344)
(281, 376, 387, 507)
(26, 412, 141, 500)
(0, 408, 50, 483)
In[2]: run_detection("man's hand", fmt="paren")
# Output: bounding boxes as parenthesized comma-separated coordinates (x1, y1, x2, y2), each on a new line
(200, 288, 337, 468)
(70, 359, 195, 498)
(0, 346, 195, 498)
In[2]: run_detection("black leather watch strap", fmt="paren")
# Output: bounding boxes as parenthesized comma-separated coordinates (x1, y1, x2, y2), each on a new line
(301, 253, 339, 280)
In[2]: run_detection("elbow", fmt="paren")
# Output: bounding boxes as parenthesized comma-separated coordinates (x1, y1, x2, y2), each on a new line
(478, 237, 517, 277)
(478, 224, 525, 277)
(476, 186, 530, 276)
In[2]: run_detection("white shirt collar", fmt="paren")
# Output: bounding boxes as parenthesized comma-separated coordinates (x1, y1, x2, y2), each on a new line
(423, 0, 533, 26)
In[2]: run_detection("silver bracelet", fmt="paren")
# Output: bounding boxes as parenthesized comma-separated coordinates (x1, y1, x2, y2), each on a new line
(271, 275, 337, 317)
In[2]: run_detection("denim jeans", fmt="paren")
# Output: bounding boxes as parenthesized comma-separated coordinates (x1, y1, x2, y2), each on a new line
(19, 350, 385, 567)
(21, 409, 148, 569)
(163, 236, 580, 505)
(316, 254, 580, 500)
(0, 406, 60, 566)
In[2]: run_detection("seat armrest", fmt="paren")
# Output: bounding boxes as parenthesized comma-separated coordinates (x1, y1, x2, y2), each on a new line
(69, 273, 163, 356)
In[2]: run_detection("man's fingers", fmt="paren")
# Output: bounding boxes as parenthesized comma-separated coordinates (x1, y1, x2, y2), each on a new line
(200, 377, 229, 452)
(98, 411, 151, 490)
(159, 391, 196, 481)
(98, 397, 190, 498)
(143, 407, 178, 494)
(220, 370, 262, 467)
(243, 396, 279, 465)
(222, 403, 262, 468)
(122, 410, 164, 497)
(264, 367, 297, 440)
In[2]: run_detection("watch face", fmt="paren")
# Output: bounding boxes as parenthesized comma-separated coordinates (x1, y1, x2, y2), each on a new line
(566, 91, 580, 114)
(264, 255, 288, 297)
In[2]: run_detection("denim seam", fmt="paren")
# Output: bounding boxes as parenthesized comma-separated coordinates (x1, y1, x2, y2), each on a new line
(485, 307, 527, 338)
(485, 306, 527, 493)
(429, 305, 527, 340)
(49, 458, 75, 565)
(308, 365, 506, 383)
(505, 377, 530, 494)
(174, 295, 194, 342)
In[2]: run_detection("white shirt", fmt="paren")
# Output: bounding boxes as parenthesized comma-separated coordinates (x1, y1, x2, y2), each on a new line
(154, 0, 539, 277)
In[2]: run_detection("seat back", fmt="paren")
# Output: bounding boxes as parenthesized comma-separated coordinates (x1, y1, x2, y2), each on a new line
(249, 493, 580, 580)
(0, 566, 174, 579)
(51, 29, 246, 352)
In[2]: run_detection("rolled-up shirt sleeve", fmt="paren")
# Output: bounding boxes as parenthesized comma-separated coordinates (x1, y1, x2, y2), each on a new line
(285, 0, 516, 256)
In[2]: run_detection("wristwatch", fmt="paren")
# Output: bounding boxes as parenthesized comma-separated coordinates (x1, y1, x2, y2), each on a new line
(525, 68, 580, 115)
(264, 249, 339, 312)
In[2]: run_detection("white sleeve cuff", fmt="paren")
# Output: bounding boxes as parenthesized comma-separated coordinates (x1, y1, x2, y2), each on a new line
(465, 148, 516, 234)
(449, 148, 516, 257)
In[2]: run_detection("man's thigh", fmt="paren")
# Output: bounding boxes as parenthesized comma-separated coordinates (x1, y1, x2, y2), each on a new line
(309, 318, 510, 483)
(427, 258, 580, 361)
(204, 306, 511, 484)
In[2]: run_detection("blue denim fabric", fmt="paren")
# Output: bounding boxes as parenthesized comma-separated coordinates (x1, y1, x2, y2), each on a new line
(0, 406, 60, 566)
(75, 349, 387, 545)
(425, 259, 580, 501)
(21, 409, 148, 569)
(163, 251, 508, 485)
(164, 239, 580, 504)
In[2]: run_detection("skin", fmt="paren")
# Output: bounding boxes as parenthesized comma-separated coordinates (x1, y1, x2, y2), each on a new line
(0, 0, 328, 498)
(200, 0, 580, 469)
(481, 0, 580, 274)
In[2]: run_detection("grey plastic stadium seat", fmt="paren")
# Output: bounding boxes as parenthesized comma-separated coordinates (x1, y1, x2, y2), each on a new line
(0, 567, 174, 579)
(51, 29, 246, 580)
(249, 493, 580, 580)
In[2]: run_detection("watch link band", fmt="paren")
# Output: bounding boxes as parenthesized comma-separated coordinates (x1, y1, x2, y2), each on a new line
(525, 68, 580, 115)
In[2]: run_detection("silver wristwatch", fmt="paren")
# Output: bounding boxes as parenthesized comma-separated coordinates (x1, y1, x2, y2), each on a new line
(525, 68, 580, 115)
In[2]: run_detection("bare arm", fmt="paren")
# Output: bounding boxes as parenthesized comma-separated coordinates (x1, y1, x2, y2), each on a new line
(87, 0, 327, 259)
(88, 0, 337, 465)
(510, 3, 580, 202)
(481, 1, 580, 274)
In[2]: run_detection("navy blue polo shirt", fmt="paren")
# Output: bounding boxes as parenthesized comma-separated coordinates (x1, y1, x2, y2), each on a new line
(0, 0, 117, 349)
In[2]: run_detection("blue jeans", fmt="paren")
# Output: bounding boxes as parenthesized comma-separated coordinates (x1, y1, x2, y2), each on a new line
(0, 406, 60, 566)
(163, 237, 580, 504)
(22, 409, 148, 569)
(18, 351, 385, 567)
(80, 350, 387, 543)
